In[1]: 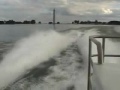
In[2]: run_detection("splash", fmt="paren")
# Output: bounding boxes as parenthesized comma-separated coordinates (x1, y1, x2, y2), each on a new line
(0, 27, 119, 90)
(0, 30, 81, 89)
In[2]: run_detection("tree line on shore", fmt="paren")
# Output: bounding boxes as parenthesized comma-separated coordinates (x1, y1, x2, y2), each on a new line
(0, 20, 39, 24)
(72, 20, 120, 25)
(0, 20, 61, 24)
(0, 19, 120, 25)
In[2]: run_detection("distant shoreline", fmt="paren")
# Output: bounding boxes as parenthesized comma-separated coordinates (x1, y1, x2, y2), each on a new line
(0, 23, 120, 25)
(1, 20, 120, 25)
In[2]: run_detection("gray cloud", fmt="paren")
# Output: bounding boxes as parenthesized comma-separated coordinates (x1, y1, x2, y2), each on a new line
(0, 0, 120, 22)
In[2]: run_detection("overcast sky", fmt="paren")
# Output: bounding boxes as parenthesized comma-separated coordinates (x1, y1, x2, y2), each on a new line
(0, 0, 120, 23)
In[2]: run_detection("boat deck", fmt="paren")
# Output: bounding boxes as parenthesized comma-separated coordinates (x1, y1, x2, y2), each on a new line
(88, 35, 120, 90)
(94, 63, 120, 90)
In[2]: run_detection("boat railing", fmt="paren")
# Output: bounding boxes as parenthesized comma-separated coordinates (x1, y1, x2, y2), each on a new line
(87, 35, 120, 90)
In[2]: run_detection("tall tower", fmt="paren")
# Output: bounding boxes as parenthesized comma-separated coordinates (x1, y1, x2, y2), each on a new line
(53, 8, 55, 24)
(53, 8, 56, 29)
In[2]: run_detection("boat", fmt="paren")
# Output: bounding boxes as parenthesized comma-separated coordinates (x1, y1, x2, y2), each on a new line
(88, 35, 120, 90)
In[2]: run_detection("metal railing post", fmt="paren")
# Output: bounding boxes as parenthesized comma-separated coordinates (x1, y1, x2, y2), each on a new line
(87, 39, 91, 90)
(97, 44, 103, 64)
(102, 38, 105, 62)
(89, 36, 103, 64)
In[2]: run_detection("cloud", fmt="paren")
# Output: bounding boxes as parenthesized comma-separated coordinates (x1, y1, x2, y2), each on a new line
(0, 0, 120, 22)
(102, 8, 113, 14)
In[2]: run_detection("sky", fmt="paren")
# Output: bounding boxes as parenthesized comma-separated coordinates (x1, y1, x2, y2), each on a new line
(0, 0, 120, 23)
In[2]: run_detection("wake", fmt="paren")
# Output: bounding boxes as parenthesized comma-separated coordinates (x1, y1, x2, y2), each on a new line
(0, 30, 80, 89)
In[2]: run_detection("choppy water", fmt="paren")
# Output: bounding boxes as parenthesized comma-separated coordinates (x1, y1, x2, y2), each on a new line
(0, 25, 120, 90)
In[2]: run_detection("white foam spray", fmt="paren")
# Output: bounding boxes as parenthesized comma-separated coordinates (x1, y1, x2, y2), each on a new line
(0, 30, 81, 88)
(28, 29, 99, 90)
(0, 27, 120, 90)
(77, 29, 99, 67)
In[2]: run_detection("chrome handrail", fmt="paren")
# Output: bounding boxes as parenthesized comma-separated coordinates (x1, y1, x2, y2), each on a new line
(89, 36, 103, 64)
(87, 35, 120, 90)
